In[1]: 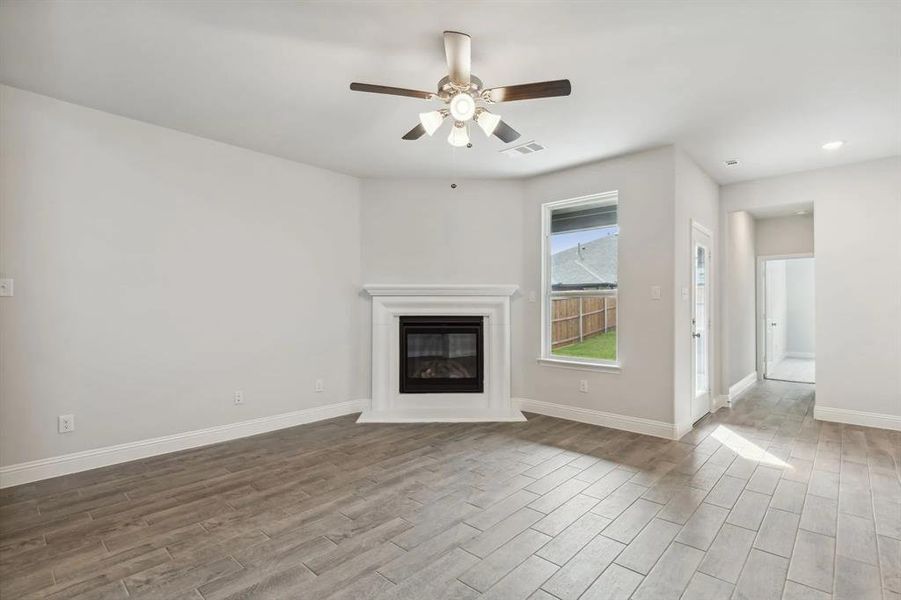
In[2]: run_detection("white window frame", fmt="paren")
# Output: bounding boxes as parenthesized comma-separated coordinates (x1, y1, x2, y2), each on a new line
(538, 191, 621, 373)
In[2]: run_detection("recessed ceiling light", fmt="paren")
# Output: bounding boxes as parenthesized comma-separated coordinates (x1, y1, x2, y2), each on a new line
(822, 140, 844, 150)
(724, 159, 740, 167)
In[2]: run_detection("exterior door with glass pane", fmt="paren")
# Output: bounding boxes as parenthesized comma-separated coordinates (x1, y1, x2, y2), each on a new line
(691, 225, 712, 423)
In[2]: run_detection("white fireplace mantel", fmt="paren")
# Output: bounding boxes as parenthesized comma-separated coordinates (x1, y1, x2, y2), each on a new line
(362, 284, 520, 297)
(358, 283, 525, 423)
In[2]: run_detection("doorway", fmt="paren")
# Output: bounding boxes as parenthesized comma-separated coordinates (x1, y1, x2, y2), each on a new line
(760, 256, 815, 384)
(691, 223, 713, 423)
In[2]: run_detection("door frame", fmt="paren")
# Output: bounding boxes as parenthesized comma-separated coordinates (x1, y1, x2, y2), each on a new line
(756, 253, 814, 380)
(690, 220, 714, 424)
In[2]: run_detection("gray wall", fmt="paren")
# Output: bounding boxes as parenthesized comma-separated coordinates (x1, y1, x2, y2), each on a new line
(362, 147, 718, 427)
(756, 214, 814, 256)
(5, 84, 896, 472)
(721, 211, 757, 388)
(785, 258, 815, 357)
(673, 149, 720, 427)
(0, 86, 367, 465)
(522, 148, 680, 423)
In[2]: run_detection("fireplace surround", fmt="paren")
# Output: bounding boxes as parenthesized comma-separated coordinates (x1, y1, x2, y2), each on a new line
(358, 284, 524, 423)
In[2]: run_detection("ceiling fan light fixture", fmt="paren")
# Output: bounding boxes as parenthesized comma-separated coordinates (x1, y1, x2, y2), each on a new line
(447, 122, 470, 147)
(475, 109, 501, 136)
(449, 93, 476, 122)
(349, 31, 572, 150)
(419, 110, 445, 136)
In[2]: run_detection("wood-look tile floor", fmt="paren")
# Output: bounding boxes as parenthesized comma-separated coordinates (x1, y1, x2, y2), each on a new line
(2, 380, 899, 599)
(767, 358, 816, 385)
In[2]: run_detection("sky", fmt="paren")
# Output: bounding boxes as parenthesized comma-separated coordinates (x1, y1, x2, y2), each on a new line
(551, 225, 618, 254)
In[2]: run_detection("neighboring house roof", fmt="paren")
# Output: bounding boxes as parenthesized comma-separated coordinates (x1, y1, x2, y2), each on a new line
(551, 235, 618, 289)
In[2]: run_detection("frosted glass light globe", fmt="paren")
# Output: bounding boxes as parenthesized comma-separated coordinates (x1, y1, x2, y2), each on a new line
(449, 93, 476, 122)
(447, 122, 470, 147)
(418, 110, 445, 136)
(476, 110, 501, 136)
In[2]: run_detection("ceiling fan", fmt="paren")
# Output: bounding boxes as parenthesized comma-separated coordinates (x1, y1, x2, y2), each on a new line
(350, 31, 571, 148)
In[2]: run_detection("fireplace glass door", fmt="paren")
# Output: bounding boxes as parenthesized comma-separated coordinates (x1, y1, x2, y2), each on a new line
(399, 316, 484, 393)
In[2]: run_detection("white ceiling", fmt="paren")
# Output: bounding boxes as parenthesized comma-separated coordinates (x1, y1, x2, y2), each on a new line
(1, 1, 898, 183)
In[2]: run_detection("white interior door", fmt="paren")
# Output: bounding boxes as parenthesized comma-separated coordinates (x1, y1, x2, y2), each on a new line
(691, 226, 712, 423)
(764, 260, 787, 378)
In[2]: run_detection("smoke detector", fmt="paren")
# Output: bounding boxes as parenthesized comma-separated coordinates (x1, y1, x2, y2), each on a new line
(501, 140, 545, 157)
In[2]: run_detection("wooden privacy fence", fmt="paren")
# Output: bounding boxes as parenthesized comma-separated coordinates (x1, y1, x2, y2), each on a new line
(551, 291, 617, 348)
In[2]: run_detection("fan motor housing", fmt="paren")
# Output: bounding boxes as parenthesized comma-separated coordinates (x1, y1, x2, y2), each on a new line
(437, 75, 483, 99)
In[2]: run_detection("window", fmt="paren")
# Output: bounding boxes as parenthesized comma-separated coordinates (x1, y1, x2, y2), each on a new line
(541, 192, 619, 366)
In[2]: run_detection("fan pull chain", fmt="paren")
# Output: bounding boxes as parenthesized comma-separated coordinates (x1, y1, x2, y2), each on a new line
(451, 140, 458, 189)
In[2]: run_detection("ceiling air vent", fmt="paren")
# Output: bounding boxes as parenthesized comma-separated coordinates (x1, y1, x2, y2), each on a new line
(724, 159, 740, 167)
(501, 140, 545, 157)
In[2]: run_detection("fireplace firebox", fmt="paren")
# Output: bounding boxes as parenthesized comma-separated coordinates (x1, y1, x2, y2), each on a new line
(399, 316, 484, 394)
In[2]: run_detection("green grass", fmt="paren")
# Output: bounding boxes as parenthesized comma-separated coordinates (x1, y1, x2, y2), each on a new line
(552, 330, 617, 361)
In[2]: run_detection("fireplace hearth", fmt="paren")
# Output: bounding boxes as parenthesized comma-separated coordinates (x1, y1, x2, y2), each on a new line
(399, 316, 483, 393)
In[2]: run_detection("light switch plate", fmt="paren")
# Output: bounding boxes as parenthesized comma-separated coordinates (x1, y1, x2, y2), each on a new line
(0, 279, 12, 297)
(681, 287, 690, 300)
(650, 285, 662, 300)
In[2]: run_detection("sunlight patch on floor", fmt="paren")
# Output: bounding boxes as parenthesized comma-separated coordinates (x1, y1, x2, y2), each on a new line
(711, 425, 790, 468)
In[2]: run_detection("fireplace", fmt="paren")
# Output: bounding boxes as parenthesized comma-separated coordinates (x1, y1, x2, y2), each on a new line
(360, 283, 522, 423)
(399, 316, 484, 394)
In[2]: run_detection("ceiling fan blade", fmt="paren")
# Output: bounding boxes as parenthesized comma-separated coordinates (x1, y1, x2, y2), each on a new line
(402, 123, 427, 140)
(444, 31, 471, 85)
(349, 82, 434, 100)
(484, 79, 571, 103)
(493, 120, 521, 143)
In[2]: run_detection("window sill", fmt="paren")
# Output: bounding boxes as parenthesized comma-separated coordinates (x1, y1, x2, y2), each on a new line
(537, 357, 622, 373)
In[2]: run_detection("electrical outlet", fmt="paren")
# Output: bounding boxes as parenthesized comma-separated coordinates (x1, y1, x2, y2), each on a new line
(234, 390, 244, 405)
(579, 379, 589, 393)
(528, 291, 537, 303)
(314, 379, 325, 392)
(58, 414, 75, 433)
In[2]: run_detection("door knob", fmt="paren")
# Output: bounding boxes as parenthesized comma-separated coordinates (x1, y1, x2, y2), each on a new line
(692, 333, 701, 338)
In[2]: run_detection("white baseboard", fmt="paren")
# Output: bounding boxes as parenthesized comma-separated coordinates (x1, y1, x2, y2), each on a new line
(786, 352, 815, 359)
(513, 397, 678, 440)
(0, 400, 368, 489)
(712, 395, 729, 412)
(814, 406, 901, 432)
(673, 421, 694, 440)
(728, 371, 759, 406)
